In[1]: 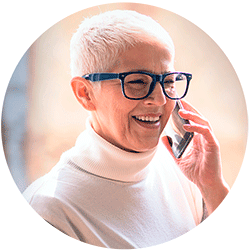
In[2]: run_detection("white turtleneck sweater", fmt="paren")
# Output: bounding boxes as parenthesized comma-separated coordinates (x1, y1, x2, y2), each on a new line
(23, 119, 203, 249)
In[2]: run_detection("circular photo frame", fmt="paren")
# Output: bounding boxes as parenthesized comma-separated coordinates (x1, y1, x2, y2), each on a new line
(1, 2, 248, 251)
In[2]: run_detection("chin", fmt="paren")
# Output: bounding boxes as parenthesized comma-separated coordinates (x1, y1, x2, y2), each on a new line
(131, 139, 159, 153)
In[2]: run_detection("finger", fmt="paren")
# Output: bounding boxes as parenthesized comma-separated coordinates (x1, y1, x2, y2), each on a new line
(178, 100, 212, 128)
(178, 109, 211, 128)
(180, 99, 203, 116)
(183, 124, 218, 146)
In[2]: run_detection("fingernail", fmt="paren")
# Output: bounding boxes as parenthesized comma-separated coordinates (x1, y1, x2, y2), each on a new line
(179, 109, 187, 114)
(183, 124, 191, 130)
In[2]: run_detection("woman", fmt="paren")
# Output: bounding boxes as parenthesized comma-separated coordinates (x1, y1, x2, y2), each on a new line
(23, 10, 229, 248)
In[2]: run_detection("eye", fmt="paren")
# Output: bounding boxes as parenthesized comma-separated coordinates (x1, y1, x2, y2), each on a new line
(127, 79, 147, 84)
(164, 79, 175, 86)
(125, 73, 152, 85)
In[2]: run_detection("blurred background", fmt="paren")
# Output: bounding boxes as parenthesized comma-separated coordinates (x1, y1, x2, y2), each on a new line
(1, 3, 247, 193)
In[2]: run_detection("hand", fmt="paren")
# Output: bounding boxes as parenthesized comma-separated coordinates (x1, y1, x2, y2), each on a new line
(162, 100, 229, 214)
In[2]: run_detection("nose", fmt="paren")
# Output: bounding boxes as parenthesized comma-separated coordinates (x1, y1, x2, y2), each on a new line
(143, 82, 166, 106)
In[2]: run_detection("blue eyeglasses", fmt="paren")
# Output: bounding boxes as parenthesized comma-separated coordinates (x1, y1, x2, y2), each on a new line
(82, 71, 192, 100)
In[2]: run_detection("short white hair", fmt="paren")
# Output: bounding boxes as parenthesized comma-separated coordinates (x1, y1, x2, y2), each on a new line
(70, 10, 175, 77)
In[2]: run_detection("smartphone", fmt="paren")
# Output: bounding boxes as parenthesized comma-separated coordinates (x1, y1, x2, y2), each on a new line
(164, 100, 194, 159)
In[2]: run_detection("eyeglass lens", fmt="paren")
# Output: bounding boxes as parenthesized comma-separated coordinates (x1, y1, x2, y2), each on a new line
(123, 73, 187, 99)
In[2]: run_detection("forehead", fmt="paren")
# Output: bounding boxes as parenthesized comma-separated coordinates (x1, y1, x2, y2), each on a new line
(111, 39, 174, 74)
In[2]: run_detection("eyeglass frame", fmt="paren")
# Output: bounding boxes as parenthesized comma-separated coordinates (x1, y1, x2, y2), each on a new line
(82, 71, 192, 100)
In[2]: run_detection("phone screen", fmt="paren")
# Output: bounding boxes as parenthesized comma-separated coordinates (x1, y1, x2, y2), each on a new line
(164, 101, 194, 159)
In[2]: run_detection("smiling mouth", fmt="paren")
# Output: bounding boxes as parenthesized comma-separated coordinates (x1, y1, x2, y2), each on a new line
(133, 115, 160, 123)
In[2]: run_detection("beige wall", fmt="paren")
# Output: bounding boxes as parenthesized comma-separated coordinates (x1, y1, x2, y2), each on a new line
(25, 3, 247, 187)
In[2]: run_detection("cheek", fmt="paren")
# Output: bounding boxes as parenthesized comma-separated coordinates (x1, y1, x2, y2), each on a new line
(94, 85, 121, 113)
(114, 104, 140, 135)
(168, 99, 176, 110)
(164, 100, 176, 122)
(101, 95, 135, 128)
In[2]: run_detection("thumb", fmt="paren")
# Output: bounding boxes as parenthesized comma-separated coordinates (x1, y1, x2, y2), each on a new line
(161, 136, 175, 158)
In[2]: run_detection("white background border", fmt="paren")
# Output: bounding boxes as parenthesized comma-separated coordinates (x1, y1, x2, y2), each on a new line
(1, 1, 248, 250)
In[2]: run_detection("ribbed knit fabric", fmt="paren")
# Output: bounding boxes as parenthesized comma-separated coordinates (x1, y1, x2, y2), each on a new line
(23, 118, 203, 249)
(69, 118, 157, 182)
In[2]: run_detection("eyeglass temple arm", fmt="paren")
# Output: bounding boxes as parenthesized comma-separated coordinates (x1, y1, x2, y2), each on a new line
(82, 73, 119, 82)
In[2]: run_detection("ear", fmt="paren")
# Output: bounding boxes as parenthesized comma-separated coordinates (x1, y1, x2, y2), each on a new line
(71, 77, 96, 111)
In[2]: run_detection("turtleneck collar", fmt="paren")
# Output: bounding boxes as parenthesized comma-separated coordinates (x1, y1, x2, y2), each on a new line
(68, 118, 157, 182)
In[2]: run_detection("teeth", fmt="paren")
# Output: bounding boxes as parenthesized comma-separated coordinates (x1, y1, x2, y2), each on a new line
(135, 116, 160, 122)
